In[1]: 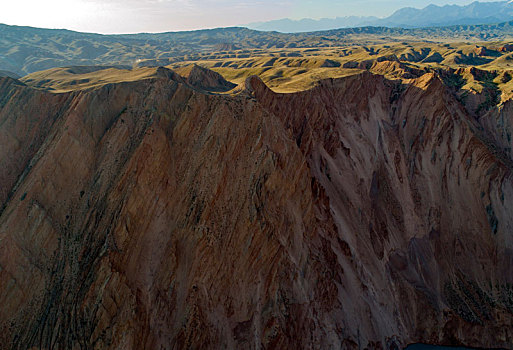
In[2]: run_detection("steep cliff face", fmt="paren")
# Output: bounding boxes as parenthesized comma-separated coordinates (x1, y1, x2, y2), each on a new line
(0, 68, 512, 350)
(245, 72, 513, 347)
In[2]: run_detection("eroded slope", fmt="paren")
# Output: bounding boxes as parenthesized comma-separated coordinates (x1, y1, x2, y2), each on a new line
(0, 68, 512, 349)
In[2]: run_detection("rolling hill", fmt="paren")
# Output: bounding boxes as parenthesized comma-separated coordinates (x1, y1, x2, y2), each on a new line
(3, 20, 513, 76)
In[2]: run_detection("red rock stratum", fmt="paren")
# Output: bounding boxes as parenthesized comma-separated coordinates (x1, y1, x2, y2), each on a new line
(0, 68, 512, 349)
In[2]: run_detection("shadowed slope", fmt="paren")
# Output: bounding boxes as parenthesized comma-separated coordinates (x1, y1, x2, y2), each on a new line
(0, 69, 512, 349)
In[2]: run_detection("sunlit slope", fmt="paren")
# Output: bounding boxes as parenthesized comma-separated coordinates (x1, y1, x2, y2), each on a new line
(18, 40, 513, 106)
(3, 21, 513, 75)
(21, 66, 162, 92)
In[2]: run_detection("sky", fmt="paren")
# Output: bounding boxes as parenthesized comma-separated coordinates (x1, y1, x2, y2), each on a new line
(0, 0, 500, 34)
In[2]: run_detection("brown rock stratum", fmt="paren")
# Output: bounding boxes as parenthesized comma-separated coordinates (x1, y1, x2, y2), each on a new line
(0, 68, 512, 349)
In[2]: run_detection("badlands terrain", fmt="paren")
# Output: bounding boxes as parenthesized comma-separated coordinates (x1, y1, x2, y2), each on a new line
(1, 22, 513, 349)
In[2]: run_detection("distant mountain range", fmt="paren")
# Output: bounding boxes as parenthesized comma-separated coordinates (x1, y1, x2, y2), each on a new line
(247, 0, 513, 32)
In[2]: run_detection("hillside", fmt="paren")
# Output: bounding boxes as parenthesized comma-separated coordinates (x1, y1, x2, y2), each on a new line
(3, 21, 513, 76)
(1, 43, 513, 348)
(19, 39, 513, 108)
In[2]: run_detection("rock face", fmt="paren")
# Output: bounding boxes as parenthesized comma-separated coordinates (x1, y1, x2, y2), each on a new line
(499, 44, 513, 52)
(0, 69, 512, 350)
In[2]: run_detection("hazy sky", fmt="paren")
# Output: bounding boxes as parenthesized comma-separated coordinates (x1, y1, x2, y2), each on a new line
(0, 0, 500, 34)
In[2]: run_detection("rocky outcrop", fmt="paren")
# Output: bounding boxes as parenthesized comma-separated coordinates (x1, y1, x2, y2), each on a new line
(0, 68, 512, 350)
(247, 71, 513, 348)
(499, 44, 513, 52)
(473, 46, 488, 57)
(369, 60, 427, 80)
(183, 64, 237, 92)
